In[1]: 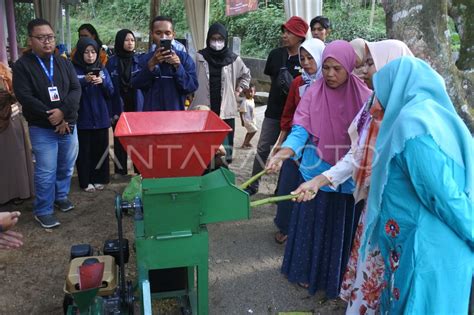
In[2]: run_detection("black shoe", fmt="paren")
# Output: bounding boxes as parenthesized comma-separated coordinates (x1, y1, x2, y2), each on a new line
(54, 199, 74, 212)
(244, 186, 258, 196)
(35, 214, 60, 228)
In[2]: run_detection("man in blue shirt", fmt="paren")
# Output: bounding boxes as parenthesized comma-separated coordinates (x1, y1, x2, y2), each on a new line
(132, 16, 198, 111)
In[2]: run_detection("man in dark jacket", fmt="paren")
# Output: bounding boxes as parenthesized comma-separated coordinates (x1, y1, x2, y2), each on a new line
(132, 16, 198, 111)
(13, 18, 81, 228)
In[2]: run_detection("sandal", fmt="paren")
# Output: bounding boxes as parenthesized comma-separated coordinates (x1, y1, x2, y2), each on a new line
(297, 282, 309, 289)
(93, 183, 105, 191)
(274, 231, 288, 244)
(84, 184, 96, 193)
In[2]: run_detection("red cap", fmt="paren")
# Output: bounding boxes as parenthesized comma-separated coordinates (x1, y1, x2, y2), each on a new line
(281, 16, 309, 39)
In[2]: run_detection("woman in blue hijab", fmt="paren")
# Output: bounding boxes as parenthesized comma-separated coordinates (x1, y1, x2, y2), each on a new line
(365, 56, 473, 313)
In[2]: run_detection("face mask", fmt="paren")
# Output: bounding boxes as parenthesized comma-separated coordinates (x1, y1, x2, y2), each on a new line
(210, 40, 225, 51)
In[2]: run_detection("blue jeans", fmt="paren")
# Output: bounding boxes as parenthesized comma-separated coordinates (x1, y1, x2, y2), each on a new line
(29, 126, 78, 216)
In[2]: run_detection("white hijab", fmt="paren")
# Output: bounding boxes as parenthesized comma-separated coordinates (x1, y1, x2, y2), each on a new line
(298, 38, 326, 96)
(367, 39, 414, 71)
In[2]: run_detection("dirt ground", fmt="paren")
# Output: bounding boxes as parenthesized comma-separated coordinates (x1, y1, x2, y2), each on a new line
(0, 106, 346, 315)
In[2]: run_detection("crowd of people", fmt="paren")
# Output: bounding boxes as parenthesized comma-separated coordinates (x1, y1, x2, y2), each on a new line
(0, 11, 472, 314)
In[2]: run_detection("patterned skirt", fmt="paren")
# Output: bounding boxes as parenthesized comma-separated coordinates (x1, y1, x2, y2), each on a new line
(339, 202, 386, 314)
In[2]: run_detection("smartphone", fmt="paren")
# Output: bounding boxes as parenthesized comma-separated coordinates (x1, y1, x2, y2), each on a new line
(88, 67, 101, 76)
(160, 39, 172, 53)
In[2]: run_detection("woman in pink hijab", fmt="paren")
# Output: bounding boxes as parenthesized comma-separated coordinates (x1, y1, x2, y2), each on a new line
(293, 39, 414, 313)
(266, 40, 371, 298)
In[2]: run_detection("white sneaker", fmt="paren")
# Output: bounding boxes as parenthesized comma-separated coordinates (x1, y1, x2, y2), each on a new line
(93, 183, 105, 191)
(84, 184, 96, 192)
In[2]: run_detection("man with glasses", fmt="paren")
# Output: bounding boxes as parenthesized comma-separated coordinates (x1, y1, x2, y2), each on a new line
(12, 18, 81, 228)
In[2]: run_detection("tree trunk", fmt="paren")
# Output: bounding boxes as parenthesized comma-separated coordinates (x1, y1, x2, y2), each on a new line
(382, 0, 473, 132)
(148, 0, 161, 49)
(449, 0, 474, 70)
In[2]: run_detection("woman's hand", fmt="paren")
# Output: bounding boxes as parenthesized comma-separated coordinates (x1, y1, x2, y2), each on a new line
(90, 75, 103, 85)
(291, 174, 331, 202)
(85, 73, 94, 83)
(0, 211, 21, 232)
(265, 147, 294, 173)
(0, 230, 23, 249)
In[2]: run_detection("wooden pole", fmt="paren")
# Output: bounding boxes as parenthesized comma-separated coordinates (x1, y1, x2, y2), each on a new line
(5, 0, 18, 61)
(149, 0, 161, 49)
(369, 0, 376, 27)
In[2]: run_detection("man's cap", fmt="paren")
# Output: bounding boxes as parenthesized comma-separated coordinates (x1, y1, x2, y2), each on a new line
(281, 16, 309, 39)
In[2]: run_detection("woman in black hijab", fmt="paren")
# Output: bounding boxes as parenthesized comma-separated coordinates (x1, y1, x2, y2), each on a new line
(191, 23, 251, 164)
(106, 29, 144, 177)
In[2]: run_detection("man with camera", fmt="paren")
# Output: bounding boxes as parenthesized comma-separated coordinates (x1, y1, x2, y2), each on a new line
(132, 16, 198, 111)
(12, 18, 81, 228)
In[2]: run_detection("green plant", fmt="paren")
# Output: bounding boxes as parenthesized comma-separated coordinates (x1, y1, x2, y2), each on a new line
(324, 2, 386, 42)
(55, 0, 388, 58)
(210, 1, 285, 57)
(14, 2, 36, 47)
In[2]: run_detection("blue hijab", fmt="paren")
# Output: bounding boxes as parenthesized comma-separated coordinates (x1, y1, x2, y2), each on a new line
(363, 56, 473, 255)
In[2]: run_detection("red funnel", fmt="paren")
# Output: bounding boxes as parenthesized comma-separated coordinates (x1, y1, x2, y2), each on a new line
(114, 111, 231, 178)
(79, 262, 104, 290)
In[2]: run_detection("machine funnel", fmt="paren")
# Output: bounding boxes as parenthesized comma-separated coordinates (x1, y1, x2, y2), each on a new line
(114, 111, 231, 178)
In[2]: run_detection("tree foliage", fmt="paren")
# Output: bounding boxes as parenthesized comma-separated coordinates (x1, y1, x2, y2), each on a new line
(210, 1, 285, 58)
(13, 3, 36, 47)
(324, 1, 386, 42)
(14, 0, 386, 59)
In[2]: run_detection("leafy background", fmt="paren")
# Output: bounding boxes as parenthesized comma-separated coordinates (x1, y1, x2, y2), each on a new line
(12, 0, 404, 58)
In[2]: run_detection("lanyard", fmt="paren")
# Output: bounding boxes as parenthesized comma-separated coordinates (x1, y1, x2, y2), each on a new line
(35, 54, 54, 86)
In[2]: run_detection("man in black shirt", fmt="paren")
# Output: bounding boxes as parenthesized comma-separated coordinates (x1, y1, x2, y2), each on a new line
(13, 19, 81, 228)
(245, 16, 308, 195)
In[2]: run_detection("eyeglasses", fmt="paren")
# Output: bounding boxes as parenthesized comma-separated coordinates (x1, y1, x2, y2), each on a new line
(30, 35, 56, 43)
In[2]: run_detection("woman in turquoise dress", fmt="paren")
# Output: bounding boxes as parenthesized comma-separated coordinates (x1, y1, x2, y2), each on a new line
(365, 56, 473, 314)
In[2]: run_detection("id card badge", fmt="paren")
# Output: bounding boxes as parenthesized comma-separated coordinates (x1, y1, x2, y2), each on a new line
(48, 86, 60, 102)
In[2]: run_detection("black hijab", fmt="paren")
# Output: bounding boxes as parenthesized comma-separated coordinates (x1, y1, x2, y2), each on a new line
(72, 38, 101, 72)
(114, 29, 135, 87)
(199, 23, 237, 68)
(199, 23, 237, 115)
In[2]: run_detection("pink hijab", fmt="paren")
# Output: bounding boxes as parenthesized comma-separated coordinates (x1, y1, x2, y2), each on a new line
(292, 40, 372, 165)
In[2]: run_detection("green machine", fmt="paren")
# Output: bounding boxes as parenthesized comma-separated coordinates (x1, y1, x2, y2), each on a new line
(115, 110, 250, 314)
